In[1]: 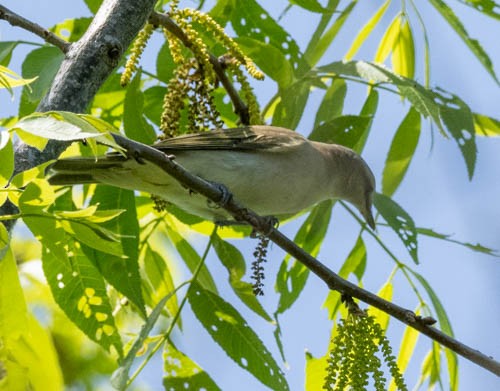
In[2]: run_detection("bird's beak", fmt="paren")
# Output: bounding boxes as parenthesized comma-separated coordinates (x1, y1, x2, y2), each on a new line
(362, 196, 376, 230)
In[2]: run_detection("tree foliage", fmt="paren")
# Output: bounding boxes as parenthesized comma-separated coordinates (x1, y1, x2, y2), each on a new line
(0, 0, 499, 390)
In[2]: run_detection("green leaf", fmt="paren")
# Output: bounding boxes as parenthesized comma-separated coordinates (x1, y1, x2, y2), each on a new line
(0, 131, 14, 188)
(276, 201, 333, 314)
(235, 37, 294, 88)
(389, 313, 420, 391)
(142, 245, 180, 321)
(0, 41, 18, 66)
(272, 78, 313, 129)
(84, 186, 145, 314)
(309, 115, 372, 149)
(111, 294, 171, 389)
(143, 86, 167, 127)
(189, 282, 289, 391)
(12, 111, 117, 150)
(21, 46, 64, 103)
(289, 0, 328, 13)
(226, 0, 306, 72)
(457, 0, 500, 20)
(0, 65, 37, 94)
(156, 41, 176, 83)
(392, 17, 415, 79)
(314, 78, 347, 128)
(374, 15, 401, 64)
(369, 277, 394, 331)
(163, 344, 222, 390)
(84, 0, 103, 13)
(409, 270, 458, 390)
(382, 107, 421, 196)
(354, 88, 379, 153)
(303, 1, 356, 70)
(373, 193, 419, 264)
(43, 247, 123, 356)
(323, 235, 367, 319)
(0, 247, 64, 390)
(19, 181, 123, 355)
(473, 113, 500, 136)
(437, 89, 477, 178)
(50, 17, 92, 42)
(345, 0, 392, 60)
(123, 69, 156, 144)
(165, 224, 218, 293)
(212, 234, 272, 321)
(417, 227, 498, 256)
(428, 0, 499, 84)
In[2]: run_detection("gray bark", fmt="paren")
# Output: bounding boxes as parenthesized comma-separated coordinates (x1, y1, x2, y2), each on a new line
(3, 0, 157, 229)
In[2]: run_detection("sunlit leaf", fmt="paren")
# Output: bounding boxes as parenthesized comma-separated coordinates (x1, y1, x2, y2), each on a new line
(369, 277, 394, 331)
(0, 131, 13, 188)
(392, 17, 415, 79)
(111, 294, 170, 389)
(382, 107, 421, 196)
(163, 344, 221, 390)
(345, 0, 392, 60)
(374, 15, 400, 64)
(388, 310, 420, 391)
(473, 113, 500, 136)
(189, 282, 289, 390)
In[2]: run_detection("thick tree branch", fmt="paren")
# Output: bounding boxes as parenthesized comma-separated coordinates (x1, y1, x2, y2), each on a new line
(149, 11, 250, 125)
(109, 132, 500, 377)
(1, 0, 158, 230)
(0, 4, 70, 52)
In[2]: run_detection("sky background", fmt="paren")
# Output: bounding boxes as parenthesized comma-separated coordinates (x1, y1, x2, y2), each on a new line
(1, 0, 499, 390)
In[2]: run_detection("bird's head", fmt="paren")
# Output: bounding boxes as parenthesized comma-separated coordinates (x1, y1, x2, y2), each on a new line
(332, 148, 376, 230)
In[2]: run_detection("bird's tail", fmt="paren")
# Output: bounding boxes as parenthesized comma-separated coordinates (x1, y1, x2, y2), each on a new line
(47, 156, 125, 185)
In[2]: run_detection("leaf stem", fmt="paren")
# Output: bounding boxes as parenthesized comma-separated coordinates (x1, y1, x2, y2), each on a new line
(126, 225, 218, 388)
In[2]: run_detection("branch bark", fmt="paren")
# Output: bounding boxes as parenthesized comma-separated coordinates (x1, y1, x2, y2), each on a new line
(109, 133, 500, 377)
(0, 4, 70, 52)
(1, 0, 158, 230)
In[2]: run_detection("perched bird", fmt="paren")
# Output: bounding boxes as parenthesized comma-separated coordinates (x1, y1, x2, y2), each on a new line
(48, 126, 376, 228)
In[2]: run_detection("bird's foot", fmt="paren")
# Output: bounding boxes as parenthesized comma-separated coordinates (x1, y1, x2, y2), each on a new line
(250, 215, 279, 238)
(206, 182, 232, 209)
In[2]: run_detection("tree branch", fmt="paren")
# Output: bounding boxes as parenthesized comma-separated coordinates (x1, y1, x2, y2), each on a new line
(0, 4, 70, 53)
(109, 132, 500, 377)
(1, 0, 158, 231)
(149, 11, 250, 125)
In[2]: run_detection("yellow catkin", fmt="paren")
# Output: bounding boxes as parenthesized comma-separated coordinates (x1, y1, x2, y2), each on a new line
(121, 23, 155, 87)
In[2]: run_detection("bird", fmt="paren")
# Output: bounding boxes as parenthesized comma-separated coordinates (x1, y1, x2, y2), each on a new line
(47, 125, 376, 229)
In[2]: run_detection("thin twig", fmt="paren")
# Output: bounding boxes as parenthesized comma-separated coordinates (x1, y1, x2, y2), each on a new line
(149, 11, 250, 125)
(0, 4, 70, 53)
(109, 132, 500, 377)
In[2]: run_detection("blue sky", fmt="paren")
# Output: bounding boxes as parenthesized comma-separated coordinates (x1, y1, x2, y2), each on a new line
(1, 1, 499, 390)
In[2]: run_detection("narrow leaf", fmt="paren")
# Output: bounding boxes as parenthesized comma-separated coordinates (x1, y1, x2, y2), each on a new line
(345, 0, 392, 60)
(392, 17, 415, 79)
(473, 113, 500, 136)
(0, 131, 14, 187)
(382, 107, 421, 196)
(429, 0, 499, 84)
(189, 282, 289, 390)
(314, 78, 347, 128)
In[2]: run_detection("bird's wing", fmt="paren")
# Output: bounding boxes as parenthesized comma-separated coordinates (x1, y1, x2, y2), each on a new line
(153, 126, 306, 152)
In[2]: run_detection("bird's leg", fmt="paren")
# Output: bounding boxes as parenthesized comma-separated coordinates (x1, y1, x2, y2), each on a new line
(206, 181, 233, 209)
(249, 215, 279, 238)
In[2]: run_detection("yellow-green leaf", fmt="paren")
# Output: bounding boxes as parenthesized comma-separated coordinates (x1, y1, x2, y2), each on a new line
(369, 276, 393, 330)
(474, 113, 500, 136)
(388, 310, 420, 390)
(374, 14, 400, 64)
(382, 107, 421, 196)
(392, 18, 415, 78)
(345, 0, 392, 60)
